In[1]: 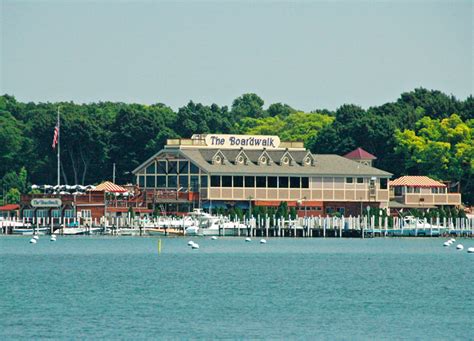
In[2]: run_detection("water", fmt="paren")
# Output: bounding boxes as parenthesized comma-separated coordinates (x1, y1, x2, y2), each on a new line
(1, 236, 472, 340)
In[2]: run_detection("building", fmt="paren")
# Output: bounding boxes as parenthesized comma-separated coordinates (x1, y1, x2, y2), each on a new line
(19, 181, 150, 222)
(132, 134, 392, 216)
(389, 176, 461, 212)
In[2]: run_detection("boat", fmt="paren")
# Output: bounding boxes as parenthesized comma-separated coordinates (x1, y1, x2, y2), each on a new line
(184, 209, 246, 236)
(11, 227, 49, 235)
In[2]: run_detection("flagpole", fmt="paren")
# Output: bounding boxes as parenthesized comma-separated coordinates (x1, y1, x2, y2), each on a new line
(57, 106, 60, 187)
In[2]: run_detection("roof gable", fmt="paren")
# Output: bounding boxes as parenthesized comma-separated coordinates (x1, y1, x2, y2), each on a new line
(344, 147, 377, 160)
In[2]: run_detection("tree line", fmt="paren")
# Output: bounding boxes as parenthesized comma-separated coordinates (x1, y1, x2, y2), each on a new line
(0, 88, 472, 204)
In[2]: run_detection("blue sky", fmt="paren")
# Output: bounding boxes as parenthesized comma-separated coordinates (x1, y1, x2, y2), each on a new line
(1, 0, 472, 111)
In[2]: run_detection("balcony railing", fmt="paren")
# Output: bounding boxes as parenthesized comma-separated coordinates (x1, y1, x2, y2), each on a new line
(398, 193, 461, 206)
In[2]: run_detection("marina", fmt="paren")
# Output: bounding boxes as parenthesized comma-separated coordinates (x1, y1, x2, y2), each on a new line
(1, 212, 473, 238)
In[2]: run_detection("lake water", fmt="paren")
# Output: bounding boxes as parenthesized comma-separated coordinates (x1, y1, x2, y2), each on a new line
(0, 236, 472, 340)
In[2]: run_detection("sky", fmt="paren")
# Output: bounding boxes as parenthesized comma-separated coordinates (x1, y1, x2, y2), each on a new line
(1, 0, 472, 111)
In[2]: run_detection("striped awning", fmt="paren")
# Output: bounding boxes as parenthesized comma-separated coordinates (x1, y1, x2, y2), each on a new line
(92, 181, 127, 193)
(390, 176, 446, 188)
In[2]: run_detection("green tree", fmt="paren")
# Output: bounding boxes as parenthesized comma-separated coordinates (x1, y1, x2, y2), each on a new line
(231, 93, 265, 120)
(5, 188, 20, 204)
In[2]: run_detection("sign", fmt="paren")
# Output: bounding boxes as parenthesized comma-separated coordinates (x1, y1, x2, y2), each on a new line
(205, 134, 280, 149)
(31, 198, 62, 207)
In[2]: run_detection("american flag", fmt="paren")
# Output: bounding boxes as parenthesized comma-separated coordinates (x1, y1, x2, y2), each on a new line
(52, 124, 59, 149)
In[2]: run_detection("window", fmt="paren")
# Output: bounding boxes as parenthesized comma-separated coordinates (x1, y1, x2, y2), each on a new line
(52, 209, 61, 218)
(325, 206, 334, 214)
(190, 176, 199, 191)
(279, 177, 289, 188)
(394, 187, 402, 196)
(337, 207, 345, 215)
(146, 163, 155, 174)
(64, 209, 74, 218)
(245, 176, 255, 187)
(168, 176, 177, 188)
(414, 187, 420, 193)
(290, 177, 300, 188)
(301, 177, 309, 188)
(201, 175, 208, 187)
(146, 176, 155, 188)
(211, 176, 221, 187)
(167, 161, 178, 174)
(23, 209, 34, 218)
(178, 161, 189, 174)
(36, 209, 48, 218)
(256, 176, 266, 188)
(431, 188, 438, 194)
(233, 176, 243, 188)
(190, 163, 199, 174)
(157, 160, 167, 174)
(380, 178, 388, 189)
(346, 177, 353, 184)
(268, 176, 278, 188)
(81, 210, 92, 218)
(357, 177, 364, 184)
(157, 176, 166, 188)
(314, 206, 322, 211)
(138, 176, 145, 187)
(179, 175, 189, 188)
(222, 176, 232, 187)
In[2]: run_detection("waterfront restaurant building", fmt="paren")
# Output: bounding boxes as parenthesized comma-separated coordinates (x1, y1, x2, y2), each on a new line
(132, 134, 392, 216)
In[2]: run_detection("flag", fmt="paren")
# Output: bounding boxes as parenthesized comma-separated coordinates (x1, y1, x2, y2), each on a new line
(52, 124, 59, 149)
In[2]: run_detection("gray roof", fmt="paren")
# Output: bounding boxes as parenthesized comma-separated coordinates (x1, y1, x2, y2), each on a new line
(133, 147, 392, 177)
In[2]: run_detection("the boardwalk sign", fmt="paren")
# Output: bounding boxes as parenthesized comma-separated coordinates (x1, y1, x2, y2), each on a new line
(31, 198, 62, 207)
(205, 134, 281, 149)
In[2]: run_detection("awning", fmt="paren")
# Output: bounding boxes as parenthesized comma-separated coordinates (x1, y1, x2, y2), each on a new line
(0, 204, 20, 211)
(91, 181, 127, 193)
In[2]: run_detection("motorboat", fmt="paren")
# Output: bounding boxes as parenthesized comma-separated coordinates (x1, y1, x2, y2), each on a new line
(185, 210, 246, 236)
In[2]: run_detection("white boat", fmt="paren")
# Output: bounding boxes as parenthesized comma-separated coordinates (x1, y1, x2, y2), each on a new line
(61, 227, 88, 235)
(185, 209, 245, 236)
(11, 227, 49, 235)
(401, 216, 434, 229)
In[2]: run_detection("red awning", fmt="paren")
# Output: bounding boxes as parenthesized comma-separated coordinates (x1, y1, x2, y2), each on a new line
(0, 204, 20, 211)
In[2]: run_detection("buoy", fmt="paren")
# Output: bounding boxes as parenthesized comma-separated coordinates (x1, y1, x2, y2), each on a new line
(29, 238, 37, 244)
(245, 237, 251, 242)
(50, 236, 57, 242)
(443, 241, 450, 247)
(467, 247, 474, 253)
(260, 239, 267, 244)
(191, 243, 199, 249)
(450, 238, 456, 242)
(187, 241, 195, 246)
(211, 236, 218, 240)
(33, 235, 39, 240)
(456, 244, 463, 250)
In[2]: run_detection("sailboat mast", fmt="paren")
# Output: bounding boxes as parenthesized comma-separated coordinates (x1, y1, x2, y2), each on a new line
(57, 106, 60, 187)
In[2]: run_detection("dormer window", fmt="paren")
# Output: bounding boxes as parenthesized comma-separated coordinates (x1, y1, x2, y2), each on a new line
(258, 151, 273, 166)
(235, 150, 249, 165)
(212, 150, 226, 165)
(280, 151, 294, 166)
(302, 152, 315, 166)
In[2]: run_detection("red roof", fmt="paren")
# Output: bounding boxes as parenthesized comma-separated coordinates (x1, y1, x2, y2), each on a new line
(0, 204, 20, 211)
(344, 147, 376, 160)
(390, 176, 446, 188)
